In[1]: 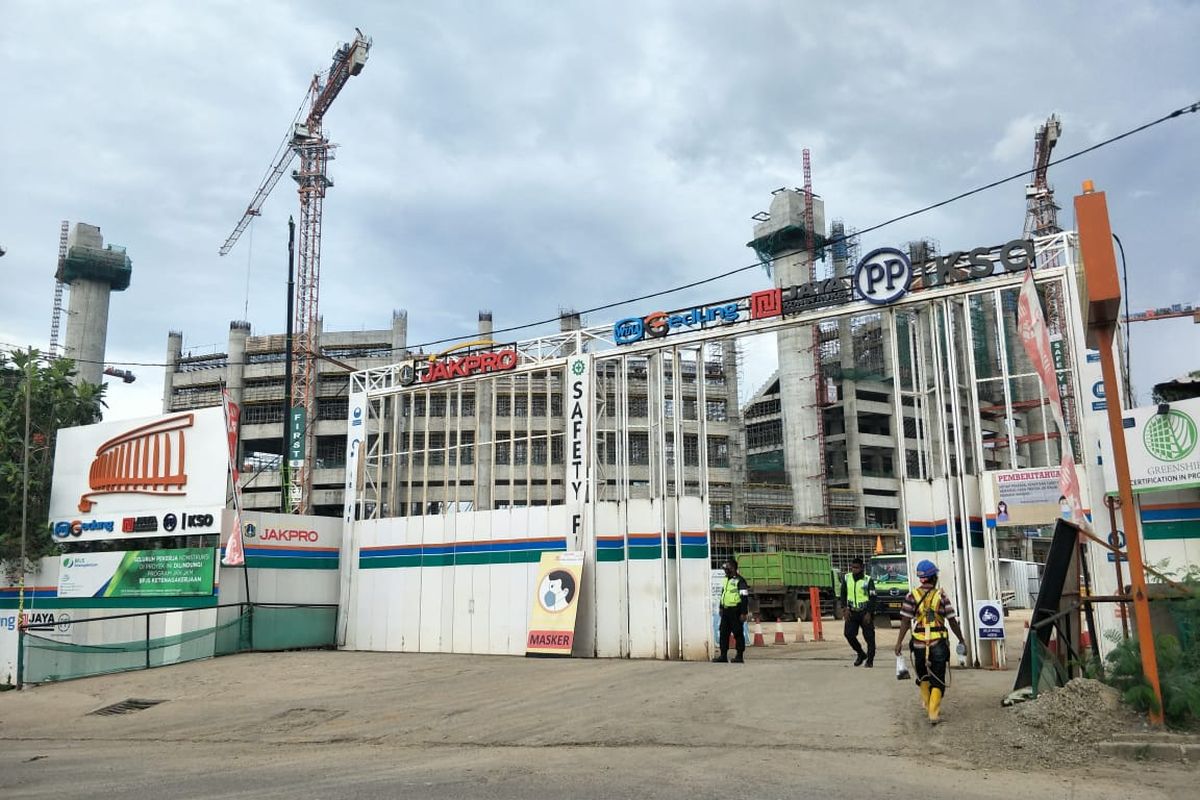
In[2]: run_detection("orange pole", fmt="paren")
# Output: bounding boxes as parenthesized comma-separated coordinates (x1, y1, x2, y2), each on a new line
(808, 586, 824, 641)
(1076, 183, 1164, 724)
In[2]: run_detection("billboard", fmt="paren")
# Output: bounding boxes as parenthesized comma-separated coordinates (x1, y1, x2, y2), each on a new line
(48, 407, 229, 541)
(1099, 396, 1200, 494)
(57, 548, 216, 598)
(990, 468, 1074, 527)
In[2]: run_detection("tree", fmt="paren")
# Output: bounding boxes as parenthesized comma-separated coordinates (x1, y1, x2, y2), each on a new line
(0, 349, 105, 573)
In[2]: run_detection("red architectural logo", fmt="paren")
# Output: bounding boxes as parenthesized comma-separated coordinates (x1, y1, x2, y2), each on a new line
(79, 414, 194, 512)
(750, 289, 783, 320)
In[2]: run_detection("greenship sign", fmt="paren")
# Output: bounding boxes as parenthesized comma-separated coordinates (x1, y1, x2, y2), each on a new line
(58, 548, 216, 598)
(1101, 398, 1200, 494)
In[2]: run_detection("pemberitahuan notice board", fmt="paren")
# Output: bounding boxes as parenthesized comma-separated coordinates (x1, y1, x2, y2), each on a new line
(525, 551, 585, 657)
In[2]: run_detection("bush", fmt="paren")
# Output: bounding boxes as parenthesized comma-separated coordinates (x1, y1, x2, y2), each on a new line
(1102, 573, 1200, 727)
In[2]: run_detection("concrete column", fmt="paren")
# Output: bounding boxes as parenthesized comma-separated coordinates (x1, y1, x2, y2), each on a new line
(392, 309, 408, 358)
(227, 321, 251, 411)
(477, 312, 494, 510)
(64, 280, 110, 387)
(62, 223, 131, 388)
(163, 331, 183, 413)
(559, 309, 582, 356)
(750, 189, 826, 524)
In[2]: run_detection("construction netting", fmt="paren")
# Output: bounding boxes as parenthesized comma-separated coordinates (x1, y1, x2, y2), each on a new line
(20, 603, 336, 685)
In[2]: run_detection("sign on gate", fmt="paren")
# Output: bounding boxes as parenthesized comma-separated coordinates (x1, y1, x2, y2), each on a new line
(565, 355, 591, 546)
(975, 600, 1005, 640)
(526, 551, 585, 656)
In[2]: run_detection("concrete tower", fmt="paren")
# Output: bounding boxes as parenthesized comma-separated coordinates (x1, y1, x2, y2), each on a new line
(60, 223, 132, 386)
(748, 190, 826, 523)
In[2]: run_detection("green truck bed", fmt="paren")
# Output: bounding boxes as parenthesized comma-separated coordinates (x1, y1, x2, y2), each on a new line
(736, 551, 834, 591)
(735, 552, 836, 621)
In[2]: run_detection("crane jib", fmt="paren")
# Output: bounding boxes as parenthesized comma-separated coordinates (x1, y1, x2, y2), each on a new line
(218, 30, 371, 258)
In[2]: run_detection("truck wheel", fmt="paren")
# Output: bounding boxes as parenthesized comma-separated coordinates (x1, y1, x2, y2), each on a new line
(874, 614, 893, 629)
(796, 599, 811, 622)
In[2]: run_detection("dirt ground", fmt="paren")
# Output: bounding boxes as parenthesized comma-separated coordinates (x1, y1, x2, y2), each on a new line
(0, 616, 1193, 800)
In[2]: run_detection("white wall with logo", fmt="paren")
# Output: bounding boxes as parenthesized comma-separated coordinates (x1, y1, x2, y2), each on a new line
(340, 499, 713, 660)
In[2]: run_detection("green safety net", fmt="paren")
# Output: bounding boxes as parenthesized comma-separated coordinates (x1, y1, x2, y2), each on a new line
(21, 605, 336, 685)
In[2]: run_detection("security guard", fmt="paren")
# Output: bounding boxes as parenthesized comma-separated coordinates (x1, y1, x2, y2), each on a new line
(893, 560, 967, 725)
(713, 559, 750, 663)
(840, 557, 877, 667)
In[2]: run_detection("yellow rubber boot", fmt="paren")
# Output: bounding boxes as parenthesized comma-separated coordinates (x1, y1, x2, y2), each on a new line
(919, 681, 932, 711)
(928, 688, 943, 725)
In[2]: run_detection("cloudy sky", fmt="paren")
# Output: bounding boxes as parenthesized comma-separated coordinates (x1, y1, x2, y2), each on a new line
(2, 1, 1198, 420)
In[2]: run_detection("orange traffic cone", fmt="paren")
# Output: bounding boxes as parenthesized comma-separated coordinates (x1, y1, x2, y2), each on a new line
(774, 620, 786, 644)
(794, 619, 806, 643)
(752, 618, 766, 647)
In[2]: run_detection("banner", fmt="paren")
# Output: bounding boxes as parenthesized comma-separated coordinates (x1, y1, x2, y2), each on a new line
(565, 355, 592, 549)
(991, 468, 1075, 526)
(221, 389, 245, 567)
(526, 551, 585, 656)
(1016, 269, 1087, 528)
(58, 548, 216, 598)
(1099, 396, 1200, 494)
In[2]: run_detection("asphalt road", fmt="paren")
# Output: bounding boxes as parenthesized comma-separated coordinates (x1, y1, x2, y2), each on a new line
(0, 624, 1192, 799)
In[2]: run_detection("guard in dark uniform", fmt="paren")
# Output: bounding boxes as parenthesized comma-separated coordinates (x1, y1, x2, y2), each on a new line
(714, 559, 750, 663)
(840, 557, 877, 667)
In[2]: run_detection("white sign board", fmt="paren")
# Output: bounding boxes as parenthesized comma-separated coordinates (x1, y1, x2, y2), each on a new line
(1099, 396, 1200, 494)
(48, 407, 229, 541)
(975, 600, 1005, 640)
(565, 355, 592, 549)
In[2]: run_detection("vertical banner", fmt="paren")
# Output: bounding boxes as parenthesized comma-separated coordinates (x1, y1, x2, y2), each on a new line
(343, 392, 367, 523)
(565, 354, 592, 549)
(1016, 270, 1087, 529)
(288, 406, 306, 467)
(526, 551, 585, 656)
(221, 389, 245, 567)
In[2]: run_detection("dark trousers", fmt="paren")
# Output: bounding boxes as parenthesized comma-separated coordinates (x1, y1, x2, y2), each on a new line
(718, 608, 745, 657)
(911, 639, 950, 691)
(844, 610, 876, 660)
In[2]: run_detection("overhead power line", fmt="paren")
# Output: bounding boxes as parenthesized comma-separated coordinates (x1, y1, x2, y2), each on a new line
(6, 100, 1197, 369)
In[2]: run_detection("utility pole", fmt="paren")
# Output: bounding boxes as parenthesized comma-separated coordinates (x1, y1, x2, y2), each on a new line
(282, 217, 296, 512)
(1075, 180, 1164, 725)
(18, 356, 32, 626)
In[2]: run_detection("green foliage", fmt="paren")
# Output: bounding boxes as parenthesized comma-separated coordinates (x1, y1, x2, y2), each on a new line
(1102, 572, 1200, 727)
(0, 349, 105, 574)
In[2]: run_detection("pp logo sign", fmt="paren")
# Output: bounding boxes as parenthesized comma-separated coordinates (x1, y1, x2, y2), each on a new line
(853, 248, 913, 305)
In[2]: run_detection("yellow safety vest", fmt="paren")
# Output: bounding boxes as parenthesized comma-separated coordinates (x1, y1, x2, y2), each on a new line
(912, 586, 948, 642)
(721, 577, 743, 609)
(844, 573, 871, 610)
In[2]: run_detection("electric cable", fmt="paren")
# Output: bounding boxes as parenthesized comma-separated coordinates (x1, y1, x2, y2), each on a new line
(5, 99, 1197, 370)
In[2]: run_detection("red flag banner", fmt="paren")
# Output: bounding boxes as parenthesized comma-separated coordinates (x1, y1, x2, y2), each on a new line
(1016, 270, 1087, 528)
(221, 388, 246, 566)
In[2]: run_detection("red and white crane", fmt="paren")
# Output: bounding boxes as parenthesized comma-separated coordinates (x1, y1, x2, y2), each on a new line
(220, 29, 371, 513)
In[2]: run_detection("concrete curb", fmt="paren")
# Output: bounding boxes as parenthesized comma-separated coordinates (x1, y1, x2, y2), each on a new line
(1097, 738, 1200, 761)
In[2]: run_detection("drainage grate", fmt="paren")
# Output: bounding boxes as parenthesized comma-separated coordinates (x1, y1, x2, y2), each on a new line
(89, 698, 164, 716)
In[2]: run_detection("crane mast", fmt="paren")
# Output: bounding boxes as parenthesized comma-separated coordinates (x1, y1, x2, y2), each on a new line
(220, 29, 371, 514)
(48, 220, 69, 356)
(1024, 113, 1062, 239)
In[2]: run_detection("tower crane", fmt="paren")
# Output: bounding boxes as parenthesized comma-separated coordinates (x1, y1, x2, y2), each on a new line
(220, 29, 371, 514)
(1024, 113, 1062, 239)
(48, 220, 69, 356)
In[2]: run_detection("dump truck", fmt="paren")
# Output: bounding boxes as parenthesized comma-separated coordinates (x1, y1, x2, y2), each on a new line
(735, 551, 837, 621)
(868, 552, 910, 621)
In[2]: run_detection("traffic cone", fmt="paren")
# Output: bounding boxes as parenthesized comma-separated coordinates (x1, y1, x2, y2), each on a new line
(752, 618, 766, 647)
(794, 620, 806, 643)
(774, 620, 786, 644)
